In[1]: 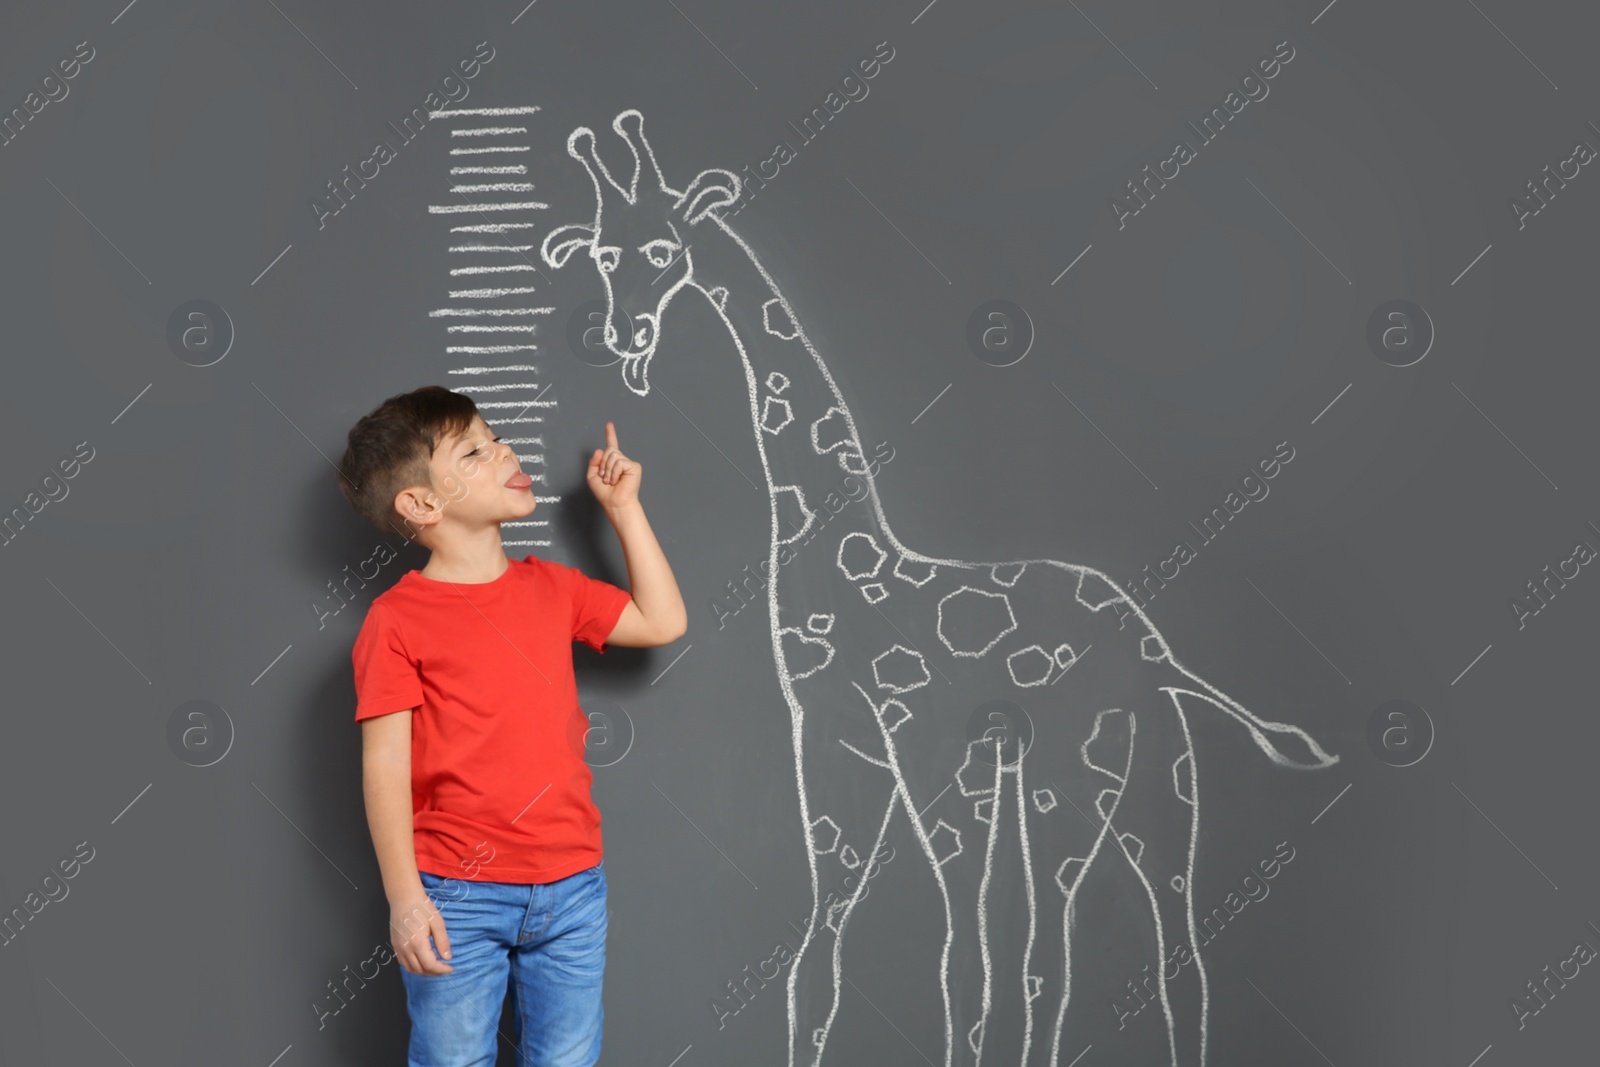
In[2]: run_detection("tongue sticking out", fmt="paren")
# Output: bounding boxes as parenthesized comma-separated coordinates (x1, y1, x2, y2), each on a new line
(506, 473, 534, 490)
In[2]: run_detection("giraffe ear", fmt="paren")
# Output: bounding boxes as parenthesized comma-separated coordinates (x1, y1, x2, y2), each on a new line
(677, 168, 742, 225)
(541, 223, 595, 269)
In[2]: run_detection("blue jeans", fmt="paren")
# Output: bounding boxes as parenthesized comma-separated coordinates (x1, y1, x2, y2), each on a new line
(401, 863, 607, 1067)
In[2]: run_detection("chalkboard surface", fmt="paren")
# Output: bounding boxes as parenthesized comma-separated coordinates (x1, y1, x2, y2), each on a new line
(2, 2, 1598, 1065)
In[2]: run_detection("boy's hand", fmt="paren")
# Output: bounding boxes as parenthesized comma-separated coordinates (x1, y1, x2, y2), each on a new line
(587, 421, 641, 511)
(389, 888, 454, 976)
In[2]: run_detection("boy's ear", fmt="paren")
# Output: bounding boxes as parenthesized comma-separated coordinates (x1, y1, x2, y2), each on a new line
(394, 486, 434, 524)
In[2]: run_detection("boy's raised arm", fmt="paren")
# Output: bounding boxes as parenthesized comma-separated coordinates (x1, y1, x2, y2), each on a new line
(588, 421, 687, 646)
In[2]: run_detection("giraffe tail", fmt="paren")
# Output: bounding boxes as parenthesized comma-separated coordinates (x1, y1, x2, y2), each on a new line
(1159, 683, 1340, 771)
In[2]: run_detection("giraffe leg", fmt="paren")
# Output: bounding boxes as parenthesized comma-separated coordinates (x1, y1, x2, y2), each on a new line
(784, 679, 913, 1067)
(972, 737, 1044, 1066)
(862, 685, 980, 1067)
(1043, 707, 1137, 1067)
(1101, 694, 1206, 1067)
(945, 748, 1002, 1067)
(810, 786, 900, 1064)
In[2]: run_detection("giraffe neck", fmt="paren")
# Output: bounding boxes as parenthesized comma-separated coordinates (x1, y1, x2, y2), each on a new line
(689, 220, 888, 540)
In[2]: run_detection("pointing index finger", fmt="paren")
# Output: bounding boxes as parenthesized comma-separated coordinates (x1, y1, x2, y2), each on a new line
(605, 421, 618, 450)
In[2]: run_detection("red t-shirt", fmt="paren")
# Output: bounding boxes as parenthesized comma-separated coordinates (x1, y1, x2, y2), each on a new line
(351, 554, 633, 884)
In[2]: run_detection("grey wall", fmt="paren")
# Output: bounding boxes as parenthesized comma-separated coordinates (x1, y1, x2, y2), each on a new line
(1, 0, 1596, 1064)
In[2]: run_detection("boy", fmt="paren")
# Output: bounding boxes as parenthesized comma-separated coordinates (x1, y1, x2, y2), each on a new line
(338, 385, 686, 1066)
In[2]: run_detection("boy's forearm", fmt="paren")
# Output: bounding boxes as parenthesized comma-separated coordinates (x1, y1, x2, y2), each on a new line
(364, 755, 423, 900)
(605, 500, 687, 637)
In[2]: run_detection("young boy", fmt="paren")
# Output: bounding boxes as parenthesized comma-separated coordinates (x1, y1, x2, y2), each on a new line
(338, 385, 686, 1066)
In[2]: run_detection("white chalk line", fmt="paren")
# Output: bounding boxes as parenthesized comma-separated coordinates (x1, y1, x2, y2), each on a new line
(450, 365, 540, 375)
(430, 106, 541, 117)
(428, 307, 554, 317)
(449, 264, 538, 275)
(451, 222, 539, 231)
(451, 381, 542, 390)
(451, 182, 536, 193)
(428, 201, 548, 214)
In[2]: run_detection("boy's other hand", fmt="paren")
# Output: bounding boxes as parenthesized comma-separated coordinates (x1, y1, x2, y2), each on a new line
(587, 420, 641, 511)
(389, 889, 454, 976)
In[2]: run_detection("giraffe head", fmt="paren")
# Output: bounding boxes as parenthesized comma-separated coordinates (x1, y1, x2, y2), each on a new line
(542, 109, 741, 395)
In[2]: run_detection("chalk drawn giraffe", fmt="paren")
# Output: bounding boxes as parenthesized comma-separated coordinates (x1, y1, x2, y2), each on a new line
(540, 109, 1339, 1067)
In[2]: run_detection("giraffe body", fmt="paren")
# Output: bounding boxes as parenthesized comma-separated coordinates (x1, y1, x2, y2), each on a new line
(541, 109, 1338, 1067)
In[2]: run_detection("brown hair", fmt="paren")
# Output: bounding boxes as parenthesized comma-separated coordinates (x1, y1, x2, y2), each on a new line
(336, 385, 481, 538)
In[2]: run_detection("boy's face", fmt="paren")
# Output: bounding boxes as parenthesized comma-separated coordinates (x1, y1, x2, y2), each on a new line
(393, 414, 536, 538)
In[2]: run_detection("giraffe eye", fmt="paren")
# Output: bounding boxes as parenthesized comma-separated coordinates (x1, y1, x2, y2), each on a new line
(594, 246, 621, 273)
(642, 240, 677, 269)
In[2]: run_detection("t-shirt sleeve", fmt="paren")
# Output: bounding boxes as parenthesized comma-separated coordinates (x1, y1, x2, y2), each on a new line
(351, 602, 424, 721)
(554, 560, 633, 653)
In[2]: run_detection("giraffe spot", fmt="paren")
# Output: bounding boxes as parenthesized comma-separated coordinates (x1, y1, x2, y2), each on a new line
(1170, 875, 1186, 893)
(781, 626, 833, 680)
(823, 897, 849, 933)
(1075, 569, 1126, 612)
(765, 370, 789, 393)
(761, 395, 794, 434)
(990, 562, 1026, 587)
(928, 819, 962, 865)
(974, 797, 994, 824)
(810, 406, 851, 455)
(1082, 708, 1130, 783)
(812, 1027, 826, 1047)
(871, 644, 929, 693)
(809, 815, 841, 854)
(839, 844, 861, 869)
(1172, 750, 1194, 805)
(955, 739, 999, 797)
(937, 586, 1017, 658)
(1140, 633, 1170, 663)
(876, 698, 912, 733)
(1026, 975, 1044, 1001)
(859, 582, 888, 604)
(894, 556, 937, 587)
(1006, 644, 1054, 686)
(806, 612, 834, 634)
(762, 297, 799, 339)
(1055, 856, 1087, 896)
(1032, 788, 1057, 813)
(1118, 831, 1145, 865)
(773, 485, 814, 544)
(1054, 643, 1079, 668)
(837, 446, 871, 475)
(837, 531, 886, 580)
(706, 286, 729, 312)
(967, 1020, 985, 1055)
